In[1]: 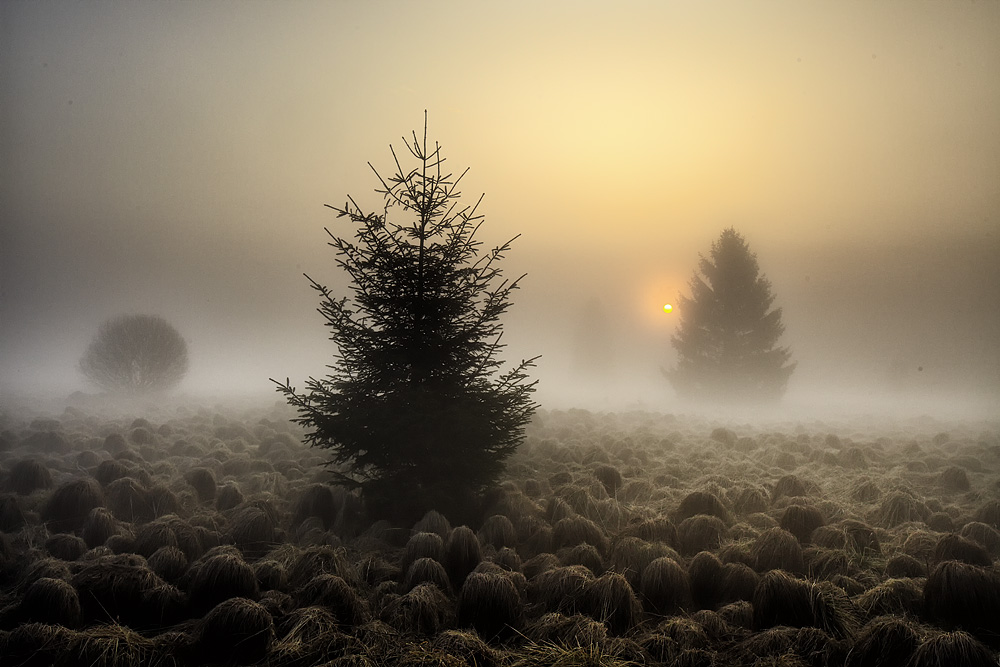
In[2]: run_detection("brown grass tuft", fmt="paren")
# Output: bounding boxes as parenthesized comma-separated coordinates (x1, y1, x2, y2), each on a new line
(43, 477, 105, 533)
(908, 630, 997, 667)
(931, 533, 992, 567)
(457, 571, 521, 640)
(552, 515, 609, 556)
(9, 459, 54, 496)
(675, 490, 731, 524)
(478, 514, 518, 550)
(752, 527, 805, 574)
(639, 556, 690, 615)
(380, 582, 454, 636)
(677, 515, 727, 557)
(923, 560, 1000, 642)
(413, 509, 452, 539)
(295, 573, 370, 627)
(845, 616, 921, 667)
(584, 571, 641, 636)
(194, 597, 274, 665)
(403, 557, 452, 594)
(779, 505, 825, 544)
(186, 550, 259, 614)
(444, 526, 483, 590)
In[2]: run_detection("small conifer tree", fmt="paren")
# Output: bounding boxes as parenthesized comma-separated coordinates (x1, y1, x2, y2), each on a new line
(275, 118, 537, 523)
(667, 228, 795, 402)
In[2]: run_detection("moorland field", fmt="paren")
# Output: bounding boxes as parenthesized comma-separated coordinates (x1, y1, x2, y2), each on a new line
(0, 397, 998, 666)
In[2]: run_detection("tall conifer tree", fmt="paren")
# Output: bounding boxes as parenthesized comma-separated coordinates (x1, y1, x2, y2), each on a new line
(667, 228, 795, 402)
(275, 118, 537, 523)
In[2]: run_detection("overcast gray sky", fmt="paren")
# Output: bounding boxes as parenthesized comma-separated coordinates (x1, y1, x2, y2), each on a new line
(2, 1, 998, 415)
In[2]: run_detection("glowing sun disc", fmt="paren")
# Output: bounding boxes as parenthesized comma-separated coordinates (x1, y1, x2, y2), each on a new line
(663, 304, 673, 313)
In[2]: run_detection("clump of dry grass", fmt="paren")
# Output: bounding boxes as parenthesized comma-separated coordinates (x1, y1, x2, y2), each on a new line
(639, 556, 690, 614)
(592, 464, 624, 497)
(688, 550, 725, 610)
(855, 577, 924, 619)
(720, 561, 759, 604)
(479, 514, 518, 550)
(731, 485, 770, 516)
(840, 519, 882, 557)
(845, 616, 920, 667)
(457, 571, 521, 640)
(291, 483, 339, 531)
(556, 543, 603, 576)
(147, 545, 188, 583)
(194, 597, 274, 665)
(957, 521, 1000, 558)
(937, 466, 970, 492)
(413, 509, 451, 538)
(229, 504, 279, 558)
(380, 582, 455, 636)
(675, 490, 731, 524)
(779, 505, 825, 544)
(271, 605, 358, 665)
(908, 630, 997, 667)
(432, 629, 502, 667)
(93, 459, 134, 487)
(677, 515, 727, 557)
(44, 533, 87, 561)
(524, 612, 609, 647)
(42, 477, 105, 533)
(552, 515, 609, 556)
(884, 553, 925, 578)
(186, 550, 260, 614)
(511, 639, 636, 667)
(528, 565, 594, 616)
(876, 490, 929, 528)
(851, 478, 882, 503)
(583, 572, 641, 636)
(523, 552, 561, 579)
(403, 557, 452, 594)
(10, 460, 55, 497)
(617, 517, 677, 546)
(183, 467, 216, 503)
(253, 558, 288, 591)
(931, 533, 992, 567)
(15, 576, 81, 628)
(133, 519, 179, 558)
(444, 526, 483, 590)
(295, 573, 370, 627)
(771, 474, 809, 503)
(752, 569, 858, 636)
(72, 553, 164, 626)
(752, 527, 805, 574)
(607, 536, 678, 588)
(81, 506, 121, 549)
(285, 544, 361, 590)
(0, 493, 27, 532)
(216, 482, 244, 511)
(972, 499, 1000, 529)
(923, 560, 1000, 642)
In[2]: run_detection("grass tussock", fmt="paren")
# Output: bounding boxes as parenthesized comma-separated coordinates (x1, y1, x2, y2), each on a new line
(457, 571, 521, 640)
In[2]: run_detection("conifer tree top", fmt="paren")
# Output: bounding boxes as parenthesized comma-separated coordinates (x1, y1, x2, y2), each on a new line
(667, 227, 795, 404)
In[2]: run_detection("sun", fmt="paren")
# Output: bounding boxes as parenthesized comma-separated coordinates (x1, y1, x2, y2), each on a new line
(663, 304, 673, 313)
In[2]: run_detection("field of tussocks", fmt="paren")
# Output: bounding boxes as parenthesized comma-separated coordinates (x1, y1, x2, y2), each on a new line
(0, 400, 998, 666)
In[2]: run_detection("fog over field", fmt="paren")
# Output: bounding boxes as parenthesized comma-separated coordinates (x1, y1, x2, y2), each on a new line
(2, 1, 998, 419)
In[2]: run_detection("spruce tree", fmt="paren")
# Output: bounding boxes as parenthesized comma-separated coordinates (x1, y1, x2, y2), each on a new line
(667, 228, 795, 403)
(274, 118, 537, 524)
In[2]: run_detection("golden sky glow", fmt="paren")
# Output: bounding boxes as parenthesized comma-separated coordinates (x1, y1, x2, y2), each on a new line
(1, 1, 998, 409)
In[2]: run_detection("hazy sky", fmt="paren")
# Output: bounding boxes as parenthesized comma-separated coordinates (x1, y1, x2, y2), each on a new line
(2, 1, 998, 414)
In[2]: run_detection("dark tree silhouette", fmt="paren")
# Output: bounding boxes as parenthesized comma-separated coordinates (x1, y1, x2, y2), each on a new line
(274, 118, 538, 524)
(666, 228, 795, 403)
(79, 314, 188, 394)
